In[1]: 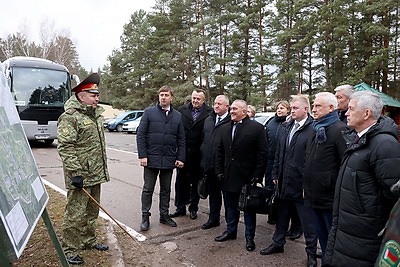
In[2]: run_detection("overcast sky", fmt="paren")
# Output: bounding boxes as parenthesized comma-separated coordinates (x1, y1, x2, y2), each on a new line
(0, 0, 155, 71)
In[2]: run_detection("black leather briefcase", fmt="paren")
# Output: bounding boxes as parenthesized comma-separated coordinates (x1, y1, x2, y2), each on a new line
(238, 183, 273, 214)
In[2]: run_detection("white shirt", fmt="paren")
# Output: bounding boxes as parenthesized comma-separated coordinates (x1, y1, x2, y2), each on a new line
(216, 111, 229, 124)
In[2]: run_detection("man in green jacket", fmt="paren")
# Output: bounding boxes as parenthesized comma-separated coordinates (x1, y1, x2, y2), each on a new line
(57, 73, 110, 265)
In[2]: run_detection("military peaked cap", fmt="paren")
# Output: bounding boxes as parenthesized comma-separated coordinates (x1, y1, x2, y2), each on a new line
(72, 73, 100, 94)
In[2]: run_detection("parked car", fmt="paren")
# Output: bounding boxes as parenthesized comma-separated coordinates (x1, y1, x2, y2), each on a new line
(254, 112, 275, 127)
(105, 110, 144, 132)
(103, 117, 115, 128)
(122, 117, 142, 134)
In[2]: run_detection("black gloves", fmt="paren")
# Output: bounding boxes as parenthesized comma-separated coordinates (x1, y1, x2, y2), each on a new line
(250, 177, 262, 185)
(71, 176, 83, 189)
(217, 174, 224, 184)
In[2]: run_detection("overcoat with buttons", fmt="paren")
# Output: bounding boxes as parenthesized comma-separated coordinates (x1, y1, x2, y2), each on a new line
(215, 116, 268, 193)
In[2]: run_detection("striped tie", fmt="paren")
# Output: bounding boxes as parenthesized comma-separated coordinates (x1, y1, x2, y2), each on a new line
(193, 109, 200, 121)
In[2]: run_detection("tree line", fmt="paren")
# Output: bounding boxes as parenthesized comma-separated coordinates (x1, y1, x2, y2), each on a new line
(1, 0, 400, 111)
(102, 0, 400, 110)
(0, 24, 88, 85)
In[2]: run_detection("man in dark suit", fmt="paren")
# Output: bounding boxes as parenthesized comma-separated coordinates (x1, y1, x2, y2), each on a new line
(260, 95, 318, 267)
(170, 89, 213, 220)
(214, 100, 268, 252)
(200, 95, 231, 230)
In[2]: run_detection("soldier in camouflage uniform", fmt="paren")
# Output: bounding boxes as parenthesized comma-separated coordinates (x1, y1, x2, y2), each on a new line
(57, 73, 110, 265)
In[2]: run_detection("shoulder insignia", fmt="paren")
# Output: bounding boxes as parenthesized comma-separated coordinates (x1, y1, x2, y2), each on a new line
(59, 126, 70, 136)
(83, 120, 93, 125)
(378, 240, 400, 266)
(66, 109, 76, 115)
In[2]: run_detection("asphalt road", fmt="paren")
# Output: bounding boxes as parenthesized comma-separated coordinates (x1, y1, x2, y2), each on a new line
(31, 131, 313, 266)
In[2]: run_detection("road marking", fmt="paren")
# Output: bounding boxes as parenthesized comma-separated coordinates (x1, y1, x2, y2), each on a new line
(106, 147, 138, 155)
(41, 178, 146, 242)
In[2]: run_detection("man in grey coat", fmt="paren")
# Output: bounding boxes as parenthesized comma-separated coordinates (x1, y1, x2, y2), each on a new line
(137, 86, 185, 231)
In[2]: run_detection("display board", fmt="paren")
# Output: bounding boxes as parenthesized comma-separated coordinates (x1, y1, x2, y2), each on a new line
(0, 64, 49, 260)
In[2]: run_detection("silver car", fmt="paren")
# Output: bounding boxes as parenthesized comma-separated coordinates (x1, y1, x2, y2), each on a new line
(122, 117, 142, 134)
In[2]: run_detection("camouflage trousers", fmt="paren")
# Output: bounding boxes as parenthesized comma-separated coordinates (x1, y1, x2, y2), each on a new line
(62, 184, 101, 256)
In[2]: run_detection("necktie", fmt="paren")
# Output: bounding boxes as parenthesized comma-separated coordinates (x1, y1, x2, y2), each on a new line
(232, 122, 237, 140)
(163, 109, 168, 115)
(288, 122, 300, 144)
(216, 116, 221, 125)
(353, 134, 360, 144)
(193, 109, 200, 121)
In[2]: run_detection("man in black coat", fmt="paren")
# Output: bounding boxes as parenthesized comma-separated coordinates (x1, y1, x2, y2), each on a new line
(137, 86, 186, 231)
(214, 100, 268, 252)
(200, 95, 231, 230)
(170, 89, 213, 220)
(303, 92, 347, 265)
(325, 91, 400, 266)
(260, 95, 318, 267)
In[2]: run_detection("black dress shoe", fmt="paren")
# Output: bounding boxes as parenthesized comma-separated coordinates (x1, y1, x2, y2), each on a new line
(201, 221, 220, 230)
(214, 232, 237, 242)
(169, 210, 186, 218)
(93, 243, 109, 251)
(285, 228, 293, 237)
(288, 229, 303, 240)
(67, 255, 84, 265)
(307, 253, 317, 267)
(260, 244, 284, 255)
(190, 211, 197, 220)
(246, 238, 255, 251)
(160, 215, 177, 227)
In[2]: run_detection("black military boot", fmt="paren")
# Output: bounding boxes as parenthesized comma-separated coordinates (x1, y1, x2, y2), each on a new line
(160, 214, 177, 227)
(140, 215, 150, 231)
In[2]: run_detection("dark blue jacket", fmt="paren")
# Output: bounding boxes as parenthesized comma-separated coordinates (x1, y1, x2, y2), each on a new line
(265, 114, 288, 181)
(137, 104, 185, 169)
(272, 115, 314, 201)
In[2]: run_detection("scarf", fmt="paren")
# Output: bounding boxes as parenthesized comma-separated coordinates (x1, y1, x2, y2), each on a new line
(312, 111, 339, 144)
(274, 114, 287, 122)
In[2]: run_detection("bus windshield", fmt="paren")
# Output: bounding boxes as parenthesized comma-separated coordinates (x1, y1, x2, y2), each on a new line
(12, 67, 70, 107)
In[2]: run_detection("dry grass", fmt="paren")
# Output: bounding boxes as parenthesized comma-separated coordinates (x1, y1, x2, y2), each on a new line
(12, 186, 112, 266)
(12, 186, 166, 267)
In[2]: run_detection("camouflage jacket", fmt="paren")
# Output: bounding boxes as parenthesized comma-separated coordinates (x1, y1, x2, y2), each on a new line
(57, 94, 109, 189)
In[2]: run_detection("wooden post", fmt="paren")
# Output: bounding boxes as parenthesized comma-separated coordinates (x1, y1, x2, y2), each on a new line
(41, 208, 69, 267)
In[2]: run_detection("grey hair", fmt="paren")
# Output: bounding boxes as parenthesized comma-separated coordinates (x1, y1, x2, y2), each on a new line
(315, 92, 338, 109)
(233, 99, 248, 109)
(334, 84, 354, 99)
(215, 94, 230, 105)
(350, 91, 383, 120)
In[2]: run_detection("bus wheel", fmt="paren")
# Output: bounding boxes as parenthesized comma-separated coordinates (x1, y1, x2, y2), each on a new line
(44, 139, 54, 145)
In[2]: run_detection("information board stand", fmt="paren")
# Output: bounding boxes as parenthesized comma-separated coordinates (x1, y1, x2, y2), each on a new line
(41, 209, 69, 266)
(0, 64, 68, 265)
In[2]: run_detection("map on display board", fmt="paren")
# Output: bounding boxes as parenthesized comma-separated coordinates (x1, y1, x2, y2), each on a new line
(0, 64, 49, 260)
